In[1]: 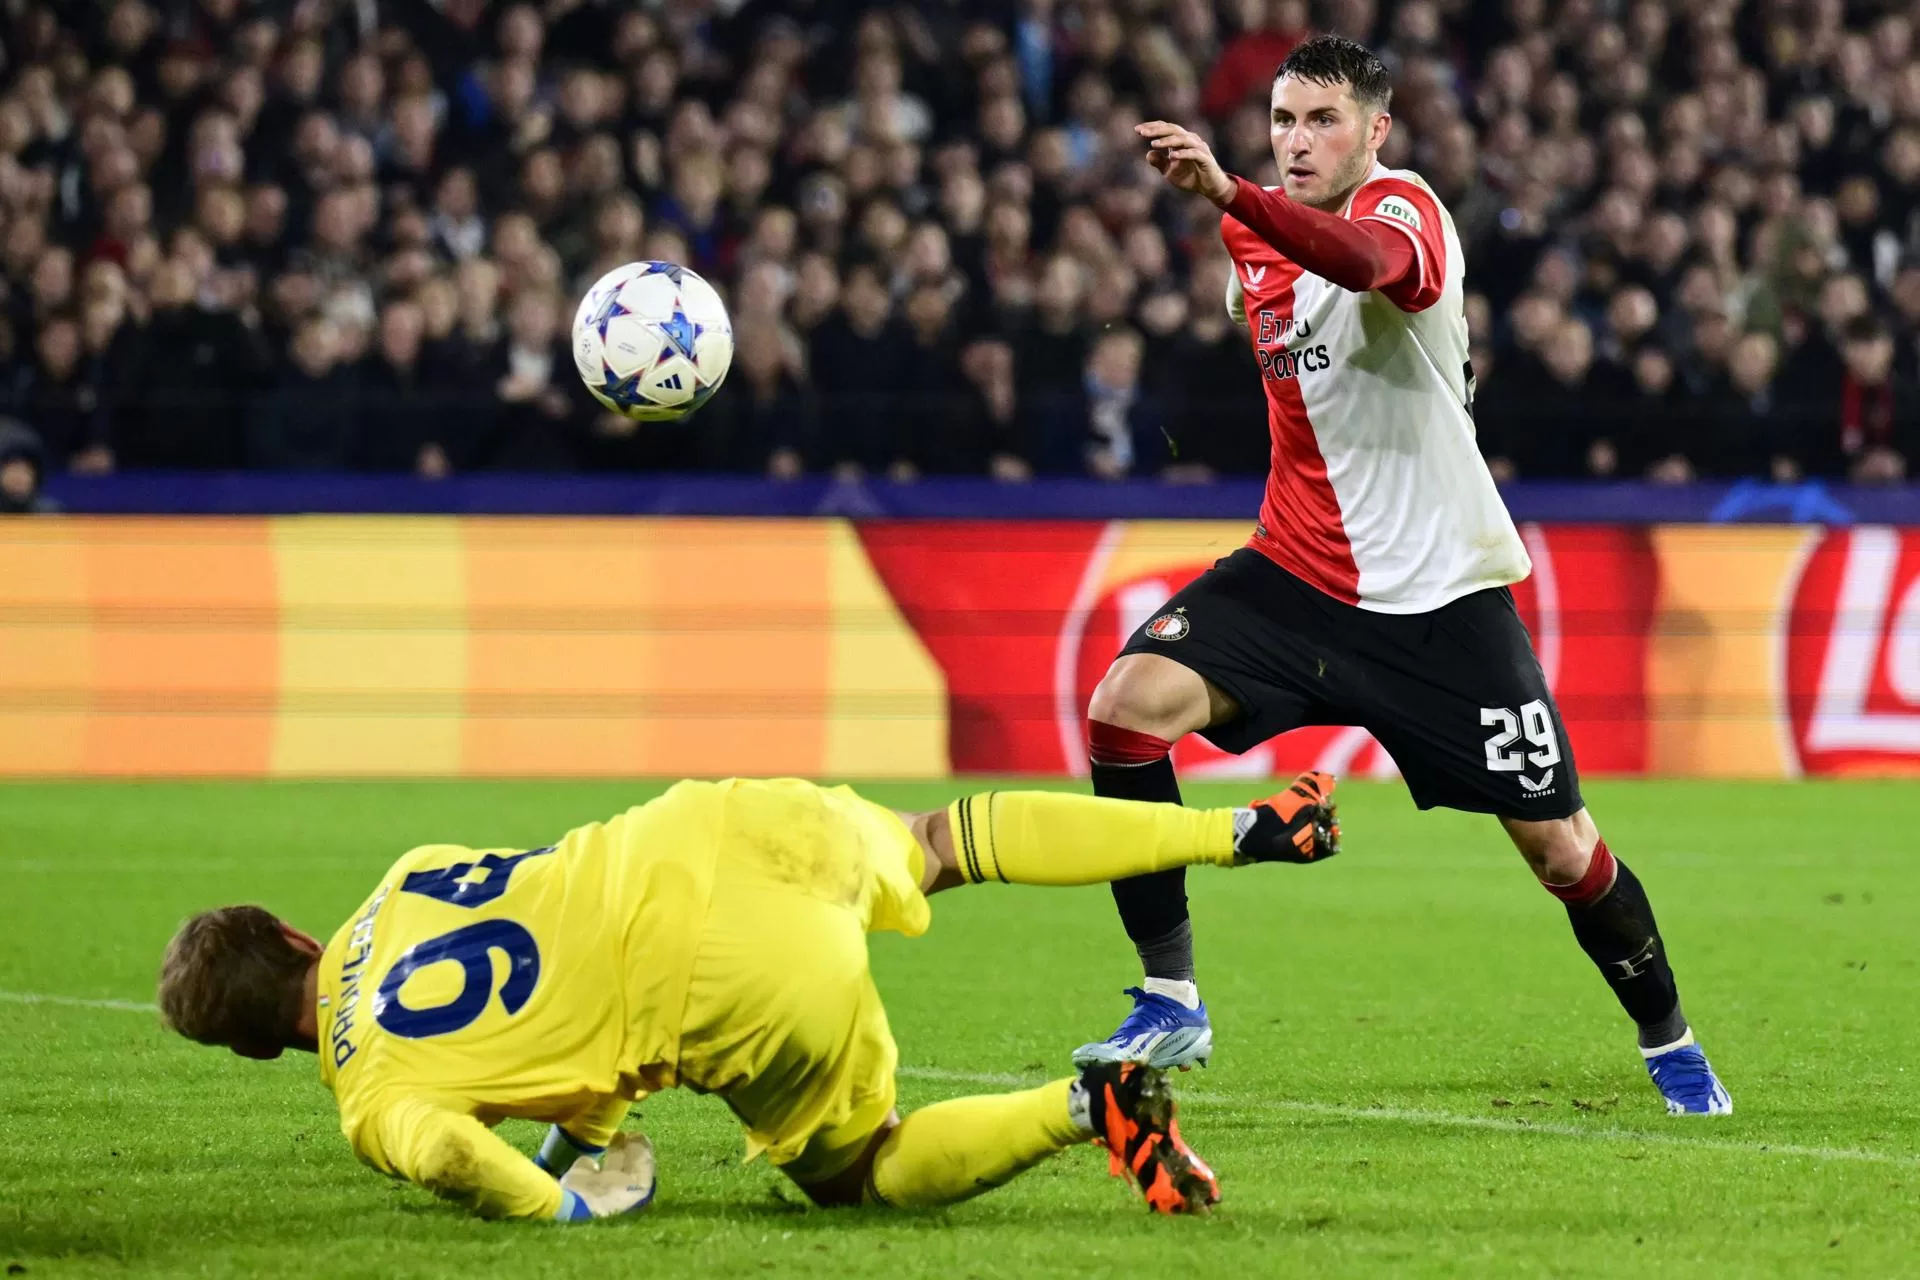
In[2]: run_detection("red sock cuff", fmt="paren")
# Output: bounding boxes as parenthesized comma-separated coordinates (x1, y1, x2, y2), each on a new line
(1542, 838, 1617, 906)
(1087, 720, 1174, 766)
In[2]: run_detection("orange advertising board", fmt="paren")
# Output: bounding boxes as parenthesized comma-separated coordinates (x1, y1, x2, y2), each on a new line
(0, 518, 1909, 779)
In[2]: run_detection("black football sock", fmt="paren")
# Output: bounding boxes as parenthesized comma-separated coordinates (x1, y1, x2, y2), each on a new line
(1088, 722, 1192, 983)
(1546, 840, 1687, 1049)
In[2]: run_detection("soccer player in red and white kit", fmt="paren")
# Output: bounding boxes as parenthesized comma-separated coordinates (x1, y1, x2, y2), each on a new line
(1072, 36, 1731, 1116)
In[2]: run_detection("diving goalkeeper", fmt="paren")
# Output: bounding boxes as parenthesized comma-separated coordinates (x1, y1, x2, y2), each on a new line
(156, 774, 1339, 1222)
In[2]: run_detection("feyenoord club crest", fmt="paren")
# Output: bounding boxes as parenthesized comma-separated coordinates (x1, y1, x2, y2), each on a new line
(1144, 610, 1190, 641)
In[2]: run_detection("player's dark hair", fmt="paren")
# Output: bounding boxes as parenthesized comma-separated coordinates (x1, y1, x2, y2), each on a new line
(1275, 35, 1393, 114)
(157, 905, 311, 1049)
(1842, 313, 1890, 345)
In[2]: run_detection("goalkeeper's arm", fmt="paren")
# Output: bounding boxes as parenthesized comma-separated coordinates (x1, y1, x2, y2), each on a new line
(363, 1097, 653, 1222)
(531, 1095, 635, 1175)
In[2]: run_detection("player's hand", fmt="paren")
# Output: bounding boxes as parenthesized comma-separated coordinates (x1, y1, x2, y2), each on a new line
(558, 1133, 657, 1219)
(1136, 121, 1236, 206)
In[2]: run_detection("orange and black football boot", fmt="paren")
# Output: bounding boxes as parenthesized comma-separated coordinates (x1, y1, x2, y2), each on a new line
(1080, 1061, 1221, 1215)
(1233, 770, 1342, 864)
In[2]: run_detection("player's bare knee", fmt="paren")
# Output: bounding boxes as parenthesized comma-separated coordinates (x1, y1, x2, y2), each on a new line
(1088, 655, 1211, 741)
(1504, 810, 1599, 885)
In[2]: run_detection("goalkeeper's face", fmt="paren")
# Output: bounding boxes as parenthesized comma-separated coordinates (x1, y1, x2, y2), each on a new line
(1270, 76, 1392, 211)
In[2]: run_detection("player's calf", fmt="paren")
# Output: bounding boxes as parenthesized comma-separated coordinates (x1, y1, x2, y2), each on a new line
(803, 1081, 1087, 1210)
(1506, 813, 1732, 1116)
(796, 1068, 1217, 1215)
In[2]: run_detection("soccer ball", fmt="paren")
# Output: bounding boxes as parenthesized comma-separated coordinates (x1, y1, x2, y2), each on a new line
(572, 261, 733, 421)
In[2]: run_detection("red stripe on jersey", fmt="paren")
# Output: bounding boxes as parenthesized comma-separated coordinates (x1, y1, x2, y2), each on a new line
(1348, 178, 1447, 313)
(1226, 238, 1361, 602)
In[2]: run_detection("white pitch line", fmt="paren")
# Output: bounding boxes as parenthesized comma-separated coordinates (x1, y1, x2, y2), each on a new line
(0, 990, 156, 1013)
(896, 1067, 1920, 1170)
(10, 997, 1910, 1170)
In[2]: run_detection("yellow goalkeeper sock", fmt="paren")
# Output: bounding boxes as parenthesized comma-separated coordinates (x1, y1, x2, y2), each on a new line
(865, 1079, 1086, 1208)
(946, 790, 1236, 886)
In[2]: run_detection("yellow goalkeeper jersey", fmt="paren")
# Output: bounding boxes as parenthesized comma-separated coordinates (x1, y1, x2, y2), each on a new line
(314, 783, 728, 1220)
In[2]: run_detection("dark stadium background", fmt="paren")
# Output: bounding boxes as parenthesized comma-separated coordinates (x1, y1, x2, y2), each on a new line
(0, 0, 1918, 515)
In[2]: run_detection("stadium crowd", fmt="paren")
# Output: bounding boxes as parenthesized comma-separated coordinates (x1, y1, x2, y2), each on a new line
(1, 0, 1918, 510)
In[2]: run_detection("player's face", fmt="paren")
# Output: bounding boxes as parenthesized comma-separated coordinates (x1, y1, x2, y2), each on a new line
(1270, 76, 1392, 210)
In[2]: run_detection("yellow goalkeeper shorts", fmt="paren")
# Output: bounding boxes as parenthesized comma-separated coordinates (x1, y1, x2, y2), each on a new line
(671, 778, 930, 1181)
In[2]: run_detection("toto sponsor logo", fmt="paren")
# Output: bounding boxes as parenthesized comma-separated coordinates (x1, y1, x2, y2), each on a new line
(1786, 526, 1920, 773)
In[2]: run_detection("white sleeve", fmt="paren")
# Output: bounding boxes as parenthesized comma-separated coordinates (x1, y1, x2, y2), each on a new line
(1225, 270, 1247, 326)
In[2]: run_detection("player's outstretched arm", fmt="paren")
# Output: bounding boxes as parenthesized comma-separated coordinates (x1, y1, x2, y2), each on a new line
(363, 1097, 653, 1222)
(1134, 120, 1416, 297)
(907, 775, 1340, 893)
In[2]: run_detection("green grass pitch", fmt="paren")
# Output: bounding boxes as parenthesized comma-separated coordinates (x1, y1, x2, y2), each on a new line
(2, 778, 1916, 1278)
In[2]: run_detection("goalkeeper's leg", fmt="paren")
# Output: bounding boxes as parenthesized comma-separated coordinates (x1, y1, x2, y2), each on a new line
(898, 777, 1342, 895)
(791, 1063, 1217, 1215)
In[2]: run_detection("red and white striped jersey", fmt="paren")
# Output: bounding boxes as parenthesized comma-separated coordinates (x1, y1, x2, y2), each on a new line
(1222, 163, 1529, 613)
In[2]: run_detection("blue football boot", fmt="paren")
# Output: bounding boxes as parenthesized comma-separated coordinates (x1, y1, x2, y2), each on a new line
(1072, 987, 1213, 1070)
(1644, 1035, 1733, 1115)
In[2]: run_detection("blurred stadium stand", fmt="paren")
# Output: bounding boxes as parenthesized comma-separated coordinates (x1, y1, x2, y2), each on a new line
(2, 0, 1920, 515)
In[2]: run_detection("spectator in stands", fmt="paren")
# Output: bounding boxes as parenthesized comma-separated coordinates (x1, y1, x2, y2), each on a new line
(1202, 0, 1307, 120)
(1014, 254, 1089, 451)
(0, 0, 1913, 492)
(653, 152, 730, 277)
(695, 316, 811, 477)
(809, 258, 912, 479)
(355, 298, 434, 475)
(248, 315, 356, 471)
(120, 256, 268, 470)
(1618, 345, 1685, 479)
(1056, 325, 1168, 479)
(483, 288, 592, 471)
(14, 313, 95, 470)
(429, 168, 487, 263)
(1484, 315, 1605, 480)
(1778, 315, 1916, 483)
(0, 416, 55, 513)
(1153, 257, 1267, 478)
(897, 281, 974, 477)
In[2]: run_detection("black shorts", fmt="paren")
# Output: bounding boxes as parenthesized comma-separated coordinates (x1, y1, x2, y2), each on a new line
(1117, 548, 1582, 820)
